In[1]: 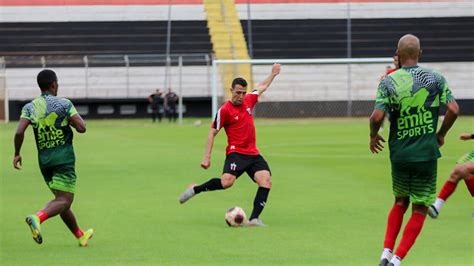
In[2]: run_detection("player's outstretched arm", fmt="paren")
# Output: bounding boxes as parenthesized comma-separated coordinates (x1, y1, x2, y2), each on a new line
(436, 100, 459, 147)
(256, 63, 281, 95)
(13, 118, 30, 170)
(201, 128, 219, 169)
(70, 114, 86, 133)
(369, 109, 386, 154)
(460, 133, 473, 141)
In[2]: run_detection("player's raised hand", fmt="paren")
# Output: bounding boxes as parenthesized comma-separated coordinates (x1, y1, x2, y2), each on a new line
(459, 133, 472, 141)
(370, 134, 385, 153)
(272, 64, 281, 76)
(13, 155, 22, 170)
(201, 158, 211, 169)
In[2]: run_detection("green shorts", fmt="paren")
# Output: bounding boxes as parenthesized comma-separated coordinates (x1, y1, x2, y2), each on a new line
(457, 151, 474, 164)
(391, 160, 437, 206)
(40, 163, 77, 193)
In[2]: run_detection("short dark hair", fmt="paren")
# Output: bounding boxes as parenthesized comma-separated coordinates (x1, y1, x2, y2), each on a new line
(232, 77, 247, 88)
(37, 69, 57, 90)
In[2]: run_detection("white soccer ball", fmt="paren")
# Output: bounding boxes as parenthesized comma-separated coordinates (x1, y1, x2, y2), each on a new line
(194, 120, 202, 127)
(225, 206, 247, 227)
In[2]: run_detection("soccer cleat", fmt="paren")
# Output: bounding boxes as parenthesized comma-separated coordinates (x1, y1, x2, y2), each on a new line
(388, 255, 401, 266)
(25, 215, 43, 244)
(380, 248, 393, 265)
(428, 205, 439, 219)
(78, 228, 94, 247)
(246, 218, 267, 227)
(179, 185, 196, 204)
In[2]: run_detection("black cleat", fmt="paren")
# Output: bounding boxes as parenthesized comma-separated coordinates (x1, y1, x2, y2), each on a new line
(428, 205, 439, 219)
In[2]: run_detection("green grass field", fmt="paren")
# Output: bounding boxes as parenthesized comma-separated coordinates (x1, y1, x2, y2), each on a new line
(1, 117, 472, 265)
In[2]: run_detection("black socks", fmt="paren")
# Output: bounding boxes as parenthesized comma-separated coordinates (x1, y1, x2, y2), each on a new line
(193, 178, 224, 194)
(249, 187, 270, 220)
(193, 180, 270, 220)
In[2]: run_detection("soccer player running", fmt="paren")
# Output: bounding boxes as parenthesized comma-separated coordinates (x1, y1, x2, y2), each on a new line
(179, 64, 281, 226)
(370, 34, 459, 266)
(428, 133, 474, 218)
(384, 55, 400, 77)
(13, 69, 93, 246)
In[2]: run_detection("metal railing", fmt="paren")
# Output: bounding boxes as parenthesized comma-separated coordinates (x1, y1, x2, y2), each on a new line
(3, 54, 212, 100)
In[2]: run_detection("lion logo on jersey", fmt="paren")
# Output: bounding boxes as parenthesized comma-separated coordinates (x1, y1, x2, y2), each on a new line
(399, 87, 430, 116)
(37, 112, 58, 132)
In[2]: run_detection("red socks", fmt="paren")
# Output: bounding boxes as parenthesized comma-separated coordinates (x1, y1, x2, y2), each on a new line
(383, 203, 408, 250)
(36, 209, 84, 238)
(394, 212, 426, 259)
(73, 228, 84, 238)
(464, 176, 474, 197)
(36, 210, 49, 224)
(438, 180, 457, 200)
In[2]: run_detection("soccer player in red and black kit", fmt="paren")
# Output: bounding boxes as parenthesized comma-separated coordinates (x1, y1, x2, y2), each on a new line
(179, 64, 281, 226)
(386, 55, 400, 75)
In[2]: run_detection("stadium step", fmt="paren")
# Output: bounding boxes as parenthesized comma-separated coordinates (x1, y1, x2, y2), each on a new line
(204, 0, 253, 99)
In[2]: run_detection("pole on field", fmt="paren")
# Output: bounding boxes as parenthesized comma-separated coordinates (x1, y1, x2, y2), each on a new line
(211, 60, 218, 118)
(4, 77, 9, 123)
(124, 55, 130, 98)
(165, 1, 172, 90)
(1, 57, 8, 123)
(41, 56, 46, 69)
(83, 56, 89, 98)
(346, 2, 353, 117)
(246, 0, 253, 58)
(205, 54, 211, 95)
(178, 56, 183, 125)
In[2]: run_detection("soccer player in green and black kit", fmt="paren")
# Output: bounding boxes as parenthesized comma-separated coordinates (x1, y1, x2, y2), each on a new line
(369, 34, 459, 266)
(13, 69, 93, 246)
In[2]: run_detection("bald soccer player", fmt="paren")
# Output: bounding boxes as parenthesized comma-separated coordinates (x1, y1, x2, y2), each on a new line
(369, 34, 459, 266)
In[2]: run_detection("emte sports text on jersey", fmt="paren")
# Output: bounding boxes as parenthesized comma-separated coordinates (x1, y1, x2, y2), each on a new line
(396, 110, 434, 139)
(37, 127, 66, 150)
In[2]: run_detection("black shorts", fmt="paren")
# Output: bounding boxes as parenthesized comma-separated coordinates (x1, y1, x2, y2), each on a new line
(223, 153, 271, 181)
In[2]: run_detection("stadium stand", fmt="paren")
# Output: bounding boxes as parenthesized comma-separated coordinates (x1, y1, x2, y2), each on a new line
(0, 21, 212, 66)
(1, 0, 473, 119)
(241, 17, 474, 62)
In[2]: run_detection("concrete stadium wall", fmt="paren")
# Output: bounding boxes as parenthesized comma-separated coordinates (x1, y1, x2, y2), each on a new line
(6, 65, 215, 100)
(250, 62, 474, 102)
(6, 62, 472, 101)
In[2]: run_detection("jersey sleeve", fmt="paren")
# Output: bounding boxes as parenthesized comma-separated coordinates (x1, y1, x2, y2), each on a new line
(245, 91, 259, 109)
(212, 106, 227, 131)
(20, 103, 33, 121)
(374, 79, 390, 111)
(436, 73, 455, 104)
(66, 99, 79, 117)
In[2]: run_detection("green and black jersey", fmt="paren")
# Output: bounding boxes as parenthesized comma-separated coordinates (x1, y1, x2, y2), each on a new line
(375, 65, 455, 162)
(457, 151, 474, 164)
(21, 94, 78, 168)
